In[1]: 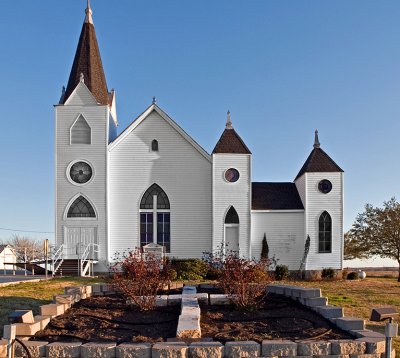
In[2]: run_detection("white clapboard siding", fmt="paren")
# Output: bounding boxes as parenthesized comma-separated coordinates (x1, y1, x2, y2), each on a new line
(55, 85, 109, 263)
(295, 174, 306, 208)
(64, 82, 98, 106)
(108, 110, 212, 260)
(212, 154, 251, 258)
(251, 211, 305, 269)
(0, 247, 16, 270)
(304, 172, 343, 270)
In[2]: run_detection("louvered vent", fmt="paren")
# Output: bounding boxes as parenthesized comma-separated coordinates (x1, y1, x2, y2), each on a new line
(71, 115, 91, 144)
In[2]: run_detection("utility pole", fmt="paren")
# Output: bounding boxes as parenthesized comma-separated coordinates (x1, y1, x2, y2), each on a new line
(44, 239, 49, 280)
(24, 248, 27, 276)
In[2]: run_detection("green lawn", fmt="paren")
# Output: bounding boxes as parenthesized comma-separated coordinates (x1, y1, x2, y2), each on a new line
(280, 276, 400, 353)
(0, 277, 104, 336)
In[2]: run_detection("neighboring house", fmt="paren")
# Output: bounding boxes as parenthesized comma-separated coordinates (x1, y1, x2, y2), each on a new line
(0, 245, 17, 271)
(55, 4, 344, 273)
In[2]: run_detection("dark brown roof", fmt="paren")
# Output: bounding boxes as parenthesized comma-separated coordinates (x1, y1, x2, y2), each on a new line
(212, 128, 251, 154)
(252, 182, 304, 210)
(63, 21, 109, 105)
(295, 147, 343, 180)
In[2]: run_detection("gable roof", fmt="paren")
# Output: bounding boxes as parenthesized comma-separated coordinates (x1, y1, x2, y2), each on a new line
(212, 128, 251, 154)
(252, 182, 304, 210)
(0, 245, 14, 254)
(295, 147, 343, 181)
(63, 6, 109, 105)
(109, 104, 211, 161)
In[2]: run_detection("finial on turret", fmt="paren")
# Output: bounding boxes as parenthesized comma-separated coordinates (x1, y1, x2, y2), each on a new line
(313, 129, 320, 148)
(79, 72, 85, 83)
(85, 0, 93, 24)
(226, 110, 232, 129)
(152, 96, 157, 105)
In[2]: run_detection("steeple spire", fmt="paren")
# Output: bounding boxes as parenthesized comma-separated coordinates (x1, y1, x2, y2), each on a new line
(226, 110, 232, 129)
(85, 0, 93, 24)
(313, 130, 320, 148)
(62, 1, 109, 105)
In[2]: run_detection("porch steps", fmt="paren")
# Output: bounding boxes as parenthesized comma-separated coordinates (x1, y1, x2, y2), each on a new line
(55, 259, 80, 277)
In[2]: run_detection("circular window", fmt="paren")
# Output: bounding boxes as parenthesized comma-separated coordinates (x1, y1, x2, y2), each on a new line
(318, 179, 332, 194)
(225, 168, 240, 183)
(69, 161, 93, 184)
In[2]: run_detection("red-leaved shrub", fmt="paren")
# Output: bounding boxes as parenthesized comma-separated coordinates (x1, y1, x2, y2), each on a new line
(111, 248, 173, 311)
(204, 250, 271, 310)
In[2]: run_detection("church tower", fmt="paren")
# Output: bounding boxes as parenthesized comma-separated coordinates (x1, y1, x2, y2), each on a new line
(55, 2, 117, 270)
(294, 131, 344, 271)
(212, 112, 252, 257)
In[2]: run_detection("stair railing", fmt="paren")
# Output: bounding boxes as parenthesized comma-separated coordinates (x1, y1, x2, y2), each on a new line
(52, 244, 64, 277)
(80, 243, 99, 277)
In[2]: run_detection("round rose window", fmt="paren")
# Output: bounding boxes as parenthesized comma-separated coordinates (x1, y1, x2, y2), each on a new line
(225, 168, 240, 183)
(70, 161, 93, 184)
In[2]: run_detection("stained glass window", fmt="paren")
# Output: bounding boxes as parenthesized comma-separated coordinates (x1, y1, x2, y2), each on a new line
(157, 213, 170, 252)
(318, 211, 332, 253)
(225, 206, 239, 224)
(140, 184, 170, 209)
(67, 196, 96, 218)
(140, 213, 153, 247)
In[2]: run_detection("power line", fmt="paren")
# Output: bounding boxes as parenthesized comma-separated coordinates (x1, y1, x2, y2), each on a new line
(0, 227, 54, 234)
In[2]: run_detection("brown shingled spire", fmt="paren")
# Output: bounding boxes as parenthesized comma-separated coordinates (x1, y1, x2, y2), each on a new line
(294, 130, 343, 180)
(212, 111, 251, 154)
(63, 2, 109, 105)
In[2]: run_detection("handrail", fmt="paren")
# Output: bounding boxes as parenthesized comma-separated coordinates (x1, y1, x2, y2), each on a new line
(52, 244, 64, 277)
(80, 243, 99, 277)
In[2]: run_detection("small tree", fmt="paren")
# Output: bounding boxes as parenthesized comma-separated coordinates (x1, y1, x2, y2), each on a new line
(346, 198, 400, 282)
(111, 248, 173, 311)
(204, 250, 271, 310)
(6, 235, 44, 262)
(261, 233, 269, 260)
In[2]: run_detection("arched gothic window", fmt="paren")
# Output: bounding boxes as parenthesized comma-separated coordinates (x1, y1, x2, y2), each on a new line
(67, 196, 96, 218)
(140, 184, 170, 252)
(225, 206, 239, 224)
(140, 184, 170, 209)
(71, 115, 91, 144)
(151, 139, 158, 151)
(318, 211, 332, 253)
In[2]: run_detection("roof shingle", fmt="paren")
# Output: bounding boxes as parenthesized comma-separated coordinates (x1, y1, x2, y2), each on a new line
(212, 128, 251, 154)
(63, 20, 109, 105)
(295, 147, 343, 180)
(252, 182, 304, 210)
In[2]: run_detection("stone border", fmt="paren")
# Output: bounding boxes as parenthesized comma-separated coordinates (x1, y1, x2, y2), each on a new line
(1, 283, 392, 358)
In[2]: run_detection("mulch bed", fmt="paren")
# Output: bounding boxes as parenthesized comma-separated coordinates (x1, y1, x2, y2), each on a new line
(200, 293, 353, 343)
(32, 291, 352, 344)
(32, 295, 180, 343)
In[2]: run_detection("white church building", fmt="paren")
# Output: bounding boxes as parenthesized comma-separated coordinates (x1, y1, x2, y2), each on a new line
(55, 4, 344, 274)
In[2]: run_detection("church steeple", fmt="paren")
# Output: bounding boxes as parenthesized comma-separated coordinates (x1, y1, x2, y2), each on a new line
(212, 111, 251, 154)
(63, 1, 109, 105)
(295, 130, 343, 180)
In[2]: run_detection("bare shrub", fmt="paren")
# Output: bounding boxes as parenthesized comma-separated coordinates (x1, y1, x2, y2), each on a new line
(110, 248, 173, 311)
(204, 250, 271, 310)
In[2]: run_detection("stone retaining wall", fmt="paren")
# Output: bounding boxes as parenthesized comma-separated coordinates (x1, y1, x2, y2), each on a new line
(1, 283, 393, 358)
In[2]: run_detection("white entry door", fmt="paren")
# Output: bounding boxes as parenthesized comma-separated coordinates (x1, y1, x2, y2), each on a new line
(64, 227, 96, 259)
(224, 224, 239, 254)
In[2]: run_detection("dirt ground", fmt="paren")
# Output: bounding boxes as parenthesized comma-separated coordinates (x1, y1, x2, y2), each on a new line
(200, 294, 352, 343)
(32, 292, 351, 344)
(33, 295, 180, 343)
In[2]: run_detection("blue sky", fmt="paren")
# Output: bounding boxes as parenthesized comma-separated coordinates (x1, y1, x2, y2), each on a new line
(0, 1, 399, 245)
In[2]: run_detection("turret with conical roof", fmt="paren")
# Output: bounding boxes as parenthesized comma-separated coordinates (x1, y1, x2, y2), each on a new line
(63, 0, 109, 105)
(295, 130, 343, 181)
(212, 111, 251, 154)
(212, 111, 252, 258)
